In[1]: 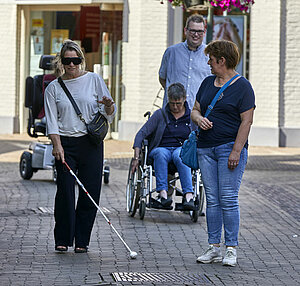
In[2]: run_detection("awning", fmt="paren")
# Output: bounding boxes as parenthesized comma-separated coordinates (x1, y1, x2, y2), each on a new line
(15, 0, 123, 5)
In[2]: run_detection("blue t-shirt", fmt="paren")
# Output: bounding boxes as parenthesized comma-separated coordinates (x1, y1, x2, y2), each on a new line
(196, 75, 255, 148)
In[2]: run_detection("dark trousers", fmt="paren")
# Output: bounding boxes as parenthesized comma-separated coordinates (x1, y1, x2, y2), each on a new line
(54, 135, 103, 248)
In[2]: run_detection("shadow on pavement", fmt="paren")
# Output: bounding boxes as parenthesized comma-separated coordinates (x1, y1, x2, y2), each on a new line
(0, 139, 32, 155)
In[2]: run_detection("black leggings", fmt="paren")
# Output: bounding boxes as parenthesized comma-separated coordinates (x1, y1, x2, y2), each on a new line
(54, 135, 103, 248)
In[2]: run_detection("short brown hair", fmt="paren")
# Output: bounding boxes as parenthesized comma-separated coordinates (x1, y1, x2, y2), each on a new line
(185, 14, 205, 29)
(204, 40, 240, 69)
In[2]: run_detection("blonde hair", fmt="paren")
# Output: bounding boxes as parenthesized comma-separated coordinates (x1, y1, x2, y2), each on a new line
(51, 53, 64, 77)
(59, 39, 86, 71)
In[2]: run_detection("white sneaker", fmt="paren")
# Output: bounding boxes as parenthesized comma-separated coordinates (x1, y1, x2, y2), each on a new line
(196, 245, 222, 264)
(222, 247, 237, 267)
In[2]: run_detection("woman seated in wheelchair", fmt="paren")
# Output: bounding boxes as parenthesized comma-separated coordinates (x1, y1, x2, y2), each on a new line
(132, 83, 194, 210)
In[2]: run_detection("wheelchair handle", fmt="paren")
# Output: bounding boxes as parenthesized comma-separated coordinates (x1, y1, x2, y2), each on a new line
(144, 111, 151, 119)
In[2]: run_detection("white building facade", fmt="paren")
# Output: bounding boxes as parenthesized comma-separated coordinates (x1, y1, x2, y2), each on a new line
(249, 0, 300, 146)
(0, 0, 300, 146)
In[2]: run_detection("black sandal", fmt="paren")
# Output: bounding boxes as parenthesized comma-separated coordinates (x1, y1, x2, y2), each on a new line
(75, 247, 88, 253)
(55, 245, 68, 252)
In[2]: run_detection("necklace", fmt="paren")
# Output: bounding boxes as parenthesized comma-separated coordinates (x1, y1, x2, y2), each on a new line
(215, 72, 238, 87)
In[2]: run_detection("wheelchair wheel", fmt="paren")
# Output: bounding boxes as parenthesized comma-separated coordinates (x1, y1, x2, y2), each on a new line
(198, 184, 205, 214)
(19, 151, 34, 180)
(139, 165, 152, 220)
(103, 165, 110, 184)
(126, 159, 140, 217)
(190, 188, 204, 223)
(190, 171, 205, 223)
(190, 209, 199, 223)
(139, 200, 146, 220)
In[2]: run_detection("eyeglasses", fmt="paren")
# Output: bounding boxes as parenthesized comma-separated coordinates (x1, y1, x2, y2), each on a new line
(188, 29, 205, 36)
(61, 57, 82, 65)
(169, 101, 184, 106)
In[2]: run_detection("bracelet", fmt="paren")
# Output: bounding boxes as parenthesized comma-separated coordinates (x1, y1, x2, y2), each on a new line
(133, 157, 139, 160)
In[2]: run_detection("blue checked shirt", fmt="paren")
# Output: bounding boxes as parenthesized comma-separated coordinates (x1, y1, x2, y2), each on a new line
(159, 41, 211, 110)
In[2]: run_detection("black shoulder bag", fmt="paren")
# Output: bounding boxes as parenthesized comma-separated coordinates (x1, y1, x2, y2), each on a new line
(58, 77, 108, 145)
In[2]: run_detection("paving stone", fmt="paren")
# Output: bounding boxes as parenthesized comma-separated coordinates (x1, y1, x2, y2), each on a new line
(1, 137, 300, 285)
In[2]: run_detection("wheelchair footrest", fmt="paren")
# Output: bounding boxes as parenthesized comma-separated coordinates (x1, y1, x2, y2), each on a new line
(150, 198, 173, 210)
(175, 203, 198, 211)
(175, 190, 183, 196)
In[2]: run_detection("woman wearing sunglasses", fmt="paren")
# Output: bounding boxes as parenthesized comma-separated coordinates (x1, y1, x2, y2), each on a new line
(44, 39, 116, 253)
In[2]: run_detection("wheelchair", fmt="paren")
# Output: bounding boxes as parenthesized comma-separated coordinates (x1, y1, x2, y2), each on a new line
(126, 138, 205, 223)
(19, 55, 110, 184)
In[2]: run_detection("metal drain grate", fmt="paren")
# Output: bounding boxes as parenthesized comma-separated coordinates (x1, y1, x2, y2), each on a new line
(111, 272, 211, 284)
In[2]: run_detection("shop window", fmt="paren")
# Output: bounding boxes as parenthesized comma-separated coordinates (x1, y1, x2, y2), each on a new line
(29, 6, 122, 132)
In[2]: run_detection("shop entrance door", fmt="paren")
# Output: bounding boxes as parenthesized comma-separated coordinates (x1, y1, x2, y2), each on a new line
(18, 4, 122, 134)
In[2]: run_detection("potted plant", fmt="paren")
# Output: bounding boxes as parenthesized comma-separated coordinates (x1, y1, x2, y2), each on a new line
(164, 0, 209, 9)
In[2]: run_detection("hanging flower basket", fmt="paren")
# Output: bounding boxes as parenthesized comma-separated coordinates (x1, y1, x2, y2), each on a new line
(184, 0, 210, 9)
(164, 0, 255, 12)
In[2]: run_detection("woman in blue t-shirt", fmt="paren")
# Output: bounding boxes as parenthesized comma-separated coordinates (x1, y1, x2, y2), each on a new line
(191, 40, 255, 267)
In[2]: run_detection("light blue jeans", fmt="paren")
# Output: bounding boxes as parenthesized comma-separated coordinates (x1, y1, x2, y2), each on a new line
(197, 142, 247, 246)
(149, 147, 193, 195)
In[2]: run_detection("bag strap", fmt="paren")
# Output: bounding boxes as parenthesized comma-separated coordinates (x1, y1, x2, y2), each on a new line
(204, 74, 240, 118)
(58, 77, 86, 124)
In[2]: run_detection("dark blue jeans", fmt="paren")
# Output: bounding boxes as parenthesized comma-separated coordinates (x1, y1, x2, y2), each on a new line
(197, 142, 247, 246)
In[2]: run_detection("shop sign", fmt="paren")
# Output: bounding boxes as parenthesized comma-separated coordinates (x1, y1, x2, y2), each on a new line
(32, 18, 44, 55)
(51, 29, 69, 55)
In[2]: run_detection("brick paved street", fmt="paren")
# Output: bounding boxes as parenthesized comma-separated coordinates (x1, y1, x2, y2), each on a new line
(0, 134, 299, 285)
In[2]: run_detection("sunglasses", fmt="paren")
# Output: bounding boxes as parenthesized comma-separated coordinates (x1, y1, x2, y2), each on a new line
(61, 57, 82, 65)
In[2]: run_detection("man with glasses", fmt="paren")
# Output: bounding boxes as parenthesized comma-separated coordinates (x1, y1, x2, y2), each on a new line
(159, 14, 211, 111)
